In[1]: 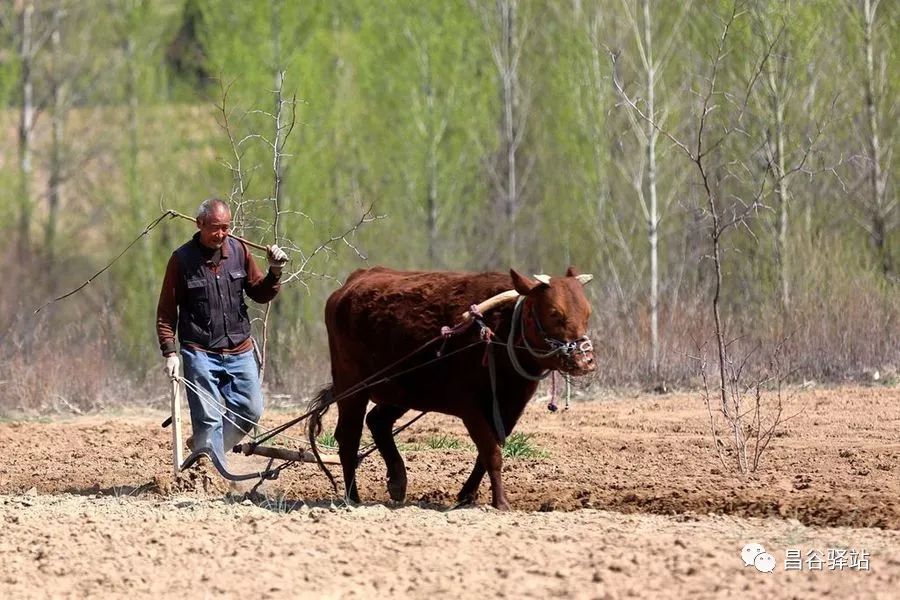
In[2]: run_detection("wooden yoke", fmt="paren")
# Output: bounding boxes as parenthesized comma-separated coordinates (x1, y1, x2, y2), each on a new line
(461, 290, 519, 321)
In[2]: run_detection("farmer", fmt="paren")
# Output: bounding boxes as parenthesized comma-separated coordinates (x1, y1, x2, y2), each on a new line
(156, 198, 288, 469)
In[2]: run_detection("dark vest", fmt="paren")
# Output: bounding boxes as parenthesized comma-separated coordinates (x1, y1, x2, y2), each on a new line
(174, 235, 252, 350)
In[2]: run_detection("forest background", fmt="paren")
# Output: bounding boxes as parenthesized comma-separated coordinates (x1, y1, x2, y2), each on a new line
(0, 0, 896, 413)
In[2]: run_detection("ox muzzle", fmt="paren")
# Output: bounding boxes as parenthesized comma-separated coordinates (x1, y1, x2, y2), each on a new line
(545, 335, 596, 375)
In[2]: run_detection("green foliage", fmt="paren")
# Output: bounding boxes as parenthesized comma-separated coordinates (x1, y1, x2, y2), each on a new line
(316, 430, 337, 450)
(0, 0, 896, 405)
(423, 434, 465, 450)
(502, 432, 548, 459)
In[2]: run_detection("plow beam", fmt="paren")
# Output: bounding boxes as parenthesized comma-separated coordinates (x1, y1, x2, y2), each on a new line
(232, 443, 341, 465)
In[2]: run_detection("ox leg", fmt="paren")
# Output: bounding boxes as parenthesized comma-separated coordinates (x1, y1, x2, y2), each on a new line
(365, 404, 410, 502)
(456, 462, 486, 505)
(334, 394, 367, 504)
(456, 400, 528, 506)
(462, 415, 510, 510)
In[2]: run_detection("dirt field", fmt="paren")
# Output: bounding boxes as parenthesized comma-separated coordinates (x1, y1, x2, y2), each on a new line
(1, 385, 898, 598)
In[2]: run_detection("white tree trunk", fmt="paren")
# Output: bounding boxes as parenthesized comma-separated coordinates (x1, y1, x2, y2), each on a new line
(46, 4, 64, 262)
(767, 47, 790, 312)
(643, 0, 660, 378)
(862, 0, 890, 274)
(501, 0, 519, 265)
(17, 1, 35, 258)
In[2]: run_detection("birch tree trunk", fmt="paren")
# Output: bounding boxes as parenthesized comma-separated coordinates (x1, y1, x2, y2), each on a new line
(407, 31, 449, 268)
(46, 3, 65, 263)
(861, 0, 891, 275)
(472, 0, 530, 266)
(772, 82, 790, 311)
(17, 1, 35, 260)
(260, 0, 286, 386)
(765, 38, 790, 312)
(642, 0, 660, 378)
(501, 0, 519, 265)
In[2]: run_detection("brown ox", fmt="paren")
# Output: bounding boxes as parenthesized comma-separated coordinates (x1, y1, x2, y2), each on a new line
(307, 266, 595, 509)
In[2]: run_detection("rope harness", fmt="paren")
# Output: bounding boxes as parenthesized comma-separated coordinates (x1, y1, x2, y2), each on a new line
(506, 296, 594, 380)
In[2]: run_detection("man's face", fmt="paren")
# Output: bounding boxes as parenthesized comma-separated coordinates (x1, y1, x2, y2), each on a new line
(197, 206, 231, 249)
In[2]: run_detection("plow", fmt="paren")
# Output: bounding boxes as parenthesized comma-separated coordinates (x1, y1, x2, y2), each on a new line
(160, 288, 530, 485)
(33, 209, 583, 501)
(163, 374, 343, 483)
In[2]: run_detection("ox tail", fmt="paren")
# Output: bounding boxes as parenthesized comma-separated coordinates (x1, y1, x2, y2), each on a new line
(306, 385, 339, 495)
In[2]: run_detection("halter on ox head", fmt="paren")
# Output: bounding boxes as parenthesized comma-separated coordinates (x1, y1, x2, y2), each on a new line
(509, 266, 596, 376)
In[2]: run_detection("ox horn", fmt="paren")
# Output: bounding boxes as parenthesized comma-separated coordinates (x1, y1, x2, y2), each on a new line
(461, 289, 520, 321)
(575, 274, 594, 285)
(533, 274, 552, 285)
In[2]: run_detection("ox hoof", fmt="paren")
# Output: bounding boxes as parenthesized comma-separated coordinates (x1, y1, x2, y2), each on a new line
(455, 491, 478, 506)
(387, 475, 407, 502)
(491, 498, 511, 511)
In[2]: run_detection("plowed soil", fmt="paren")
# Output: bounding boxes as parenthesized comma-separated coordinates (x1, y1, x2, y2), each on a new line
(1, 385, 898, 598)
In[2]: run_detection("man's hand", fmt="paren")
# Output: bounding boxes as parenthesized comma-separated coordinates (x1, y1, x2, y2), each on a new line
(267, 244, 289, 276)
(164, 354, 180, 380)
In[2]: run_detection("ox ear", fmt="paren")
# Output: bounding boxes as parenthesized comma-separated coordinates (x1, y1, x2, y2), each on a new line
(510, 269, 546, 295)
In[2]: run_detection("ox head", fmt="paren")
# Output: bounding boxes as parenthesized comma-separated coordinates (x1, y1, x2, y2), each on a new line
(510, 266, 596, 376)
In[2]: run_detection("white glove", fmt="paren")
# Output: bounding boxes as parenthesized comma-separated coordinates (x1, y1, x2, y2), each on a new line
(267, 244, 288, 275)
(164, 354, 180, 380)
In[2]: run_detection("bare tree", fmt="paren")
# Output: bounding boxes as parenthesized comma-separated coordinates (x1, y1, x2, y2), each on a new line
(615, 0, 692, 379)
(7, 0, 116, 263)
(44, 2, 65, 263)
(470, 0, 534, 265)
(856, 0, 895, 275)
(749, 2, 830, 313)
(15, 0, 40, 259)
(215, 76, 381, 384)
(749, 5, 792, 312)
(259, 69, 292, 384)
(405, 26, 451, 267)
(612, 2, 825, 472)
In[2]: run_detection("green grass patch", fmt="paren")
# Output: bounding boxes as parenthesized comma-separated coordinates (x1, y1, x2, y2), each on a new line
(316, 430, 338, 449)
(423, 434, 465, 450)
(502, 432, 548, 459)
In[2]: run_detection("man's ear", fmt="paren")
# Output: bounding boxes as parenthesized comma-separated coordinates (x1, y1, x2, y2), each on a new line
(510, 269, 546, 295)
(195, 217, 202, 229)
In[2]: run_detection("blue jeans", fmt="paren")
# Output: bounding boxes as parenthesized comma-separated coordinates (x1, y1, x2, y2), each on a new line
(180, 346, 263, 464)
